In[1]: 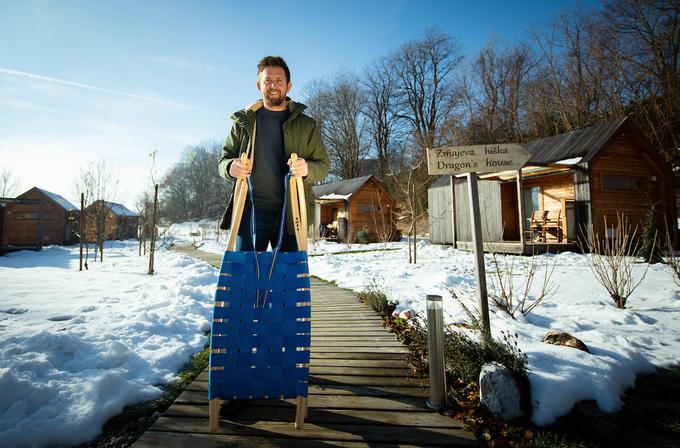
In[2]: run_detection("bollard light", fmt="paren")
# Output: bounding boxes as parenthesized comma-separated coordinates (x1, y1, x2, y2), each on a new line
(426, 294, 447, 410)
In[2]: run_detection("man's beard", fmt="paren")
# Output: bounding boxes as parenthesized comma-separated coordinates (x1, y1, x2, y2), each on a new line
(264, 89, 285, 107)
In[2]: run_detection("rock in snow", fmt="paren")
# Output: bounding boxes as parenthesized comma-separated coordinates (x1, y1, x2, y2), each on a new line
(479, 362, 523, 421)
(543, 331, 591, 353)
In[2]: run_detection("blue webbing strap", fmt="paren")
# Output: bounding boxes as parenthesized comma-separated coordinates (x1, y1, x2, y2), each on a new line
(245, 172, 293, 307)
(262, 172, 292, 307)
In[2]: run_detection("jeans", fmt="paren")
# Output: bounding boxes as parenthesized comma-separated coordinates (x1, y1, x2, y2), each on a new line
(234, 206, 298, 252)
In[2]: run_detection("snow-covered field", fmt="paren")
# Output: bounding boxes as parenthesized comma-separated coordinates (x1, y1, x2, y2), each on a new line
(0, 242, 214, 447)
(1, 224, 679, 446)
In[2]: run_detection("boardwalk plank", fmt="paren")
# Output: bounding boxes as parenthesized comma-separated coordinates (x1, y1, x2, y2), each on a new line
(148, 417, 478, 446)
(134, 431, 442, 448)
(132, 246, 478, 447)
(163, 403, 465, 428)
(187, 382, 429, 398)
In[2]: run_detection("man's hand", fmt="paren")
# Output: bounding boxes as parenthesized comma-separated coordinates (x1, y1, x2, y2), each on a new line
(229, 158, 251, 179)
(287, 156, 308, 177)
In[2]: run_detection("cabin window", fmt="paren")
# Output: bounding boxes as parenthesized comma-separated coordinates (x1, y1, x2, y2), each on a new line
(522, 187, 541, 223)
(14, 212, 50, 220)
(602, 175, 644, 191)
(357, 203, 377, 213)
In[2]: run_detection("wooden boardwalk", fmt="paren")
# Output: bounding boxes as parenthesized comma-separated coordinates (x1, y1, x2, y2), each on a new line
(133, 246, 477, 447)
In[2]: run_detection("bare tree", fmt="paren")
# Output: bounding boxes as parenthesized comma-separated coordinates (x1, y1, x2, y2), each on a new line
(579, 214, 651, 309)
(136, 191, 151, 256)
(487, 248, 558, 318)
(601, 0, 680, 167)
(0, 167, 19, 197)
(388, 144, 429, 263)
(305, 72, 370, 180)
(464, 38, 534, 144)
(392, 28, 464, 151)
(73, 159, 119, 263)
(662, 219, 680, 286)
(363, 56, 404, 187)
(160, 141, 225, 221)
(391, 29, 465, 214)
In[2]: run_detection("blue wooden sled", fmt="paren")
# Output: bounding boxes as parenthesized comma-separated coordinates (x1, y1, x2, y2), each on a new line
(209, 153, 311, 430)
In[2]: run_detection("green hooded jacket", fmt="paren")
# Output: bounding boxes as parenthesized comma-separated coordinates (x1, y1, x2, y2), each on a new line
(218, 99, 330, 237)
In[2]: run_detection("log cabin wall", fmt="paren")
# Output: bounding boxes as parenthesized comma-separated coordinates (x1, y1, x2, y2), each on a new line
(3, 191, 68, 246)
(83, 208, 118, 241)
(589, 130, 675, 240)
(522, 173, 575, 214)
(522, 172, 575, 241)
(346, 180, 394, 238)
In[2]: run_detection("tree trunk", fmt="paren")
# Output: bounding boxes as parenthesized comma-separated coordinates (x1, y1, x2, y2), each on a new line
(79, 193, 84, 271)
(148, 184, 159, 275)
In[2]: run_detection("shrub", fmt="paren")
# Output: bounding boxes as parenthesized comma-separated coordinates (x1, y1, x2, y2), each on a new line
(638, 205, 662, 263)
(358, 279, 398, 319)
(487, 248, 558, 318)
(355, 229, 373, 244)
(444, 294, 530, 413)
(579, 214, 650, 309)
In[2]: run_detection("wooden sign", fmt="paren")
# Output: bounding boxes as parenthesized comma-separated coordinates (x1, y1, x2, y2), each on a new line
(426, 143, 531, 175)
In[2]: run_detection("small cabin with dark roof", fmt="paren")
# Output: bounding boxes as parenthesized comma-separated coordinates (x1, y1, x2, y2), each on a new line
(83, 200, 139, 241)
(312, 175, 398, 242)
(0, 187, 80, 251)
(428, 116, 676, 254)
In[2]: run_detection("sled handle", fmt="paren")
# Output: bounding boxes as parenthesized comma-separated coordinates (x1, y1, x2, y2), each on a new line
(289, 154, 308, 251)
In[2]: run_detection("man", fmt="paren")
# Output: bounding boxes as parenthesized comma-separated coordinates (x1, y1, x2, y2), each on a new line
(219, 56, 329, 252)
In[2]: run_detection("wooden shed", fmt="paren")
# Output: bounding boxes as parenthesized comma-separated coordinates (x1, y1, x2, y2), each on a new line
(312, 175, 398, 242)
(0, 187, 80, 251)
(83, 200, 139, 241)
(429, 117, 676, 254)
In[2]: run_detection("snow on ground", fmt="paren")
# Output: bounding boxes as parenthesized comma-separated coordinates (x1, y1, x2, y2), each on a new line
(8, 217, 676, 446)
(171, 220, 680, 425)
(306, 239, 680, 426)
(0, 242, 215, 448)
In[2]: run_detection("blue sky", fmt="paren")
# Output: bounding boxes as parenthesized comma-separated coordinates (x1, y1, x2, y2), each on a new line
(0, 0, 602, 208)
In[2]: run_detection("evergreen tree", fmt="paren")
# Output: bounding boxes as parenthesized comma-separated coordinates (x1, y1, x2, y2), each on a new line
(639, 205, 663, 264)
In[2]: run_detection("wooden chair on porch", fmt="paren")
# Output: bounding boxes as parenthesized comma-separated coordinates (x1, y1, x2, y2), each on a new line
(528, 210, 547, 241)
(543, 209, 563, 242)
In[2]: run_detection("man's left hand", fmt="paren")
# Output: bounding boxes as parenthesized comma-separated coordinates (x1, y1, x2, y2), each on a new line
(288, 156, 308, 177)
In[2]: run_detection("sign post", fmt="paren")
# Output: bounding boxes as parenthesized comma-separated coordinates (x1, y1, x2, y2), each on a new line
(427, 143, 531, 337)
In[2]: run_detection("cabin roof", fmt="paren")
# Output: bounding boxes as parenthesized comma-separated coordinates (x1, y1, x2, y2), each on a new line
(20, 187, 80, 211)
(429, 175, 452, 188)
(105, 202, 138, 217)
(523, 116, 629, 165)
(313, 175, 373, 199)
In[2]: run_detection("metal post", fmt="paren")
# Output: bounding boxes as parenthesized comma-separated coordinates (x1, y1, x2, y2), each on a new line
(426, 294, 447, 410)
(467, 172, 491, 336)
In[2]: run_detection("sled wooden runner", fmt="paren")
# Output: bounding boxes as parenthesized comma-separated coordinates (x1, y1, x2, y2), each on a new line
(209, 151, 310, 432)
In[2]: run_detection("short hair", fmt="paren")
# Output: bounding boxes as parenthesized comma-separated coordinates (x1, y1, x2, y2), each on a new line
(257, 56, 290, 83)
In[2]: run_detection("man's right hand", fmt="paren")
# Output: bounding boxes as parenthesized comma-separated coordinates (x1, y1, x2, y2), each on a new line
(229, 158, 251, 179)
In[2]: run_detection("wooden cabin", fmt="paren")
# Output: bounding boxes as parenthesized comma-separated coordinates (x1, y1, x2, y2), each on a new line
(83, 200, 139, 241)
(312, 175, 398, 242)
(429, 117, 676, 254)
(0, 187, 80, 251)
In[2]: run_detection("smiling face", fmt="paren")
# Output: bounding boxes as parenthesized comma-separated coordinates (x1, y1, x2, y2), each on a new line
(257, 66, 292, 110)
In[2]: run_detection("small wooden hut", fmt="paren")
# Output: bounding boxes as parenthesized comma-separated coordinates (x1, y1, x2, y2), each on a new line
(83, 200, 139, 241)
(313, 175, 398, 242)
(429, 117, 676, 254)
(0, 187, 80, 251)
